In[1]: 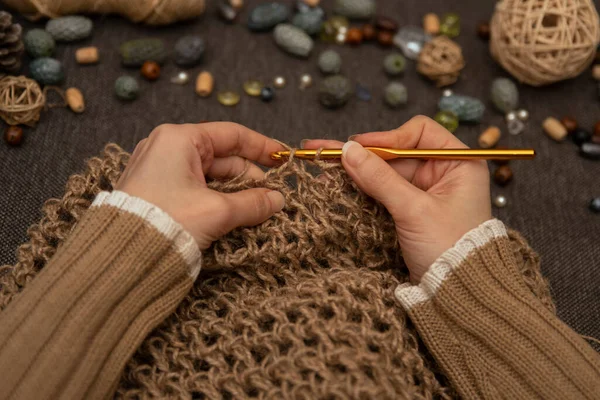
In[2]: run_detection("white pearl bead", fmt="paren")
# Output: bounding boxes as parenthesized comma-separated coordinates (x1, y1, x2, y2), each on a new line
(299, 73, 313, 89)
(505, 111, 517, 122)
(170, 71, 189, 84)
(517, 109, 529, 121)
(338, 26, 348, 35)
(493, 195, 508, 208)
(336, 33, 346, 44)
(442, 89, 453, 97)
(273, 76, 286, 88)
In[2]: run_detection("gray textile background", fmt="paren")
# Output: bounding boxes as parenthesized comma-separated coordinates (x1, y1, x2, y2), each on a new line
(0, 0, 599, 346)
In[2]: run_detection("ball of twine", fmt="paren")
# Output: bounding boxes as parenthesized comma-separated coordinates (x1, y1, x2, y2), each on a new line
(3, 0, 206, 26)
(490, 0, 600, 86)
(417, 36, 465, 87)
(0, 75, 45, 127)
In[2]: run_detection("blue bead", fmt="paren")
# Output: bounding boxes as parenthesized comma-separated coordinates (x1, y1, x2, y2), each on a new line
(260, 87, 275, 102)
(356, 84, 371, 101)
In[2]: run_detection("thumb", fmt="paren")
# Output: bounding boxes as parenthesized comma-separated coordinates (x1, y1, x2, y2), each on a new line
(341, 141, 423, 215)
(222, 188, 285, 230)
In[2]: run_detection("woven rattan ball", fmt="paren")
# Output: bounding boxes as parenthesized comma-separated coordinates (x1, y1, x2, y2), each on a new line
(417, 36, 465, 87)
(490, 0, 600, 86)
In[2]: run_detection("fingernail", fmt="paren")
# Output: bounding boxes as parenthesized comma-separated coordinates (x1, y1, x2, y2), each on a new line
(300, 139, 309, 149)
(342, 141, 368, 167)
(267, 190, 285, 212)
(348, 134, 360, 141)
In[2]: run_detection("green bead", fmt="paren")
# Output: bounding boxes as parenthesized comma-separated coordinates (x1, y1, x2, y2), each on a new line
(440, 13, 460, 38)
(24, 29, 55, 59)
(383, 52, 406, 76)
(329, 16, 349, 31)
(114, 76, 140, 100)
(319, 21, 337, 42)
(29, 58, 64, 85)
(434, 110, 459, 133)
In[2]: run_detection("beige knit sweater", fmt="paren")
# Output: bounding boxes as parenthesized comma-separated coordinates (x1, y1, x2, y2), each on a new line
(0, 190, 599, 399)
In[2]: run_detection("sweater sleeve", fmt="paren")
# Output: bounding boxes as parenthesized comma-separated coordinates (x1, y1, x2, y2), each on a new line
(0, 191, 201, 400)
(395, 219, 600, 400)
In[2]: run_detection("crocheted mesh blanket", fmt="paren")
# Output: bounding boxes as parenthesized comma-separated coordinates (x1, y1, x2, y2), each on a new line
(0, 144, 555, 399)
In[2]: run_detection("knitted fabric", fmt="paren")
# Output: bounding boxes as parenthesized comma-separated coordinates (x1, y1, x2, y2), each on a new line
(0, 144, 555, 399)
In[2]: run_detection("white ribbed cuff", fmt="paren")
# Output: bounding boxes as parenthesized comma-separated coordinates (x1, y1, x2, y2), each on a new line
(92, 191, 202, 280)
(395, 219, 507, 310)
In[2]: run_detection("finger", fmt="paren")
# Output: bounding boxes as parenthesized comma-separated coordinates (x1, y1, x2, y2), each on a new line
(223, 188, 285, 229)
(300, 139, 345, 149)
(341, 141, 424, 217)
(207, 156, 265, 181)
(117, 138, 148, 186)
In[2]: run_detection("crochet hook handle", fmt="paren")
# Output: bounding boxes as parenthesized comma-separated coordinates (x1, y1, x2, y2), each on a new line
(270, 148, 536, 161)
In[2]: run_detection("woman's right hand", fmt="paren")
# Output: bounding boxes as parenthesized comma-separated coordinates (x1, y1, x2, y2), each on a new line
(303, 116, 492, 283)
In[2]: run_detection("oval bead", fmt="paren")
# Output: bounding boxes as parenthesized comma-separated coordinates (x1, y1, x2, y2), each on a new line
(438, 94, 485, 123)
(490, 78, 519, 113)
(274, 24, 314, 57)
(433, 110, 459, 133)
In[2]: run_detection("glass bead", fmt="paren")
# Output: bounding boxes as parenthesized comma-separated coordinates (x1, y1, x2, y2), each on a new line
(243, 80, 263, 96)
(434, 110, 459, 133)
(440, 13, 461, 38)
(217, 91, 241, 106)
(319, 21, 337, 42)
(260, 87, 275, 102)
(508, 119, 525, 135)
(392, 26, 432, 60)
(329, 16, 349, 31)
(356, 84, 371, 101)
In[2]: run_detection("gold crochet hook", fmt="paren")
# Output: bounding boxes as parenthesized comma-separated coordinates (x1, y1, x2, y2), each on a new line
(270, 148, 536, 161)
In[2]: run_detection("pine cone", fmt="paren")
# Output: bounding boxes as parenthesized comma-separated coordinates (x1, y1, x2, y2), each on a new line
(0, 11, 24, 73)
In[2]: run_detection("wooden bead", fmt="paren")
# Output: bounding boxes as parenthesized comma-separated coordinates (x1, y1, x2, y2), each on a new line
(4, 125, 23, 146)
(478, 126, 501, 148)
(493, 165, 513, 186)
(362, 24, 376, 41)
(593, 121, 600, 137)
(423, 13, 440, 35)
(543, 117, 568, 141)
(476, 22, 491, 40)
(377, 31, 394, 47)
(140, 61, 160, 81)
(229, 0, 244, 9)
(560, 116, 578, 133)
(593, 65, 600, 80)
(75, 46, 99, 64)
(65, 87, 85, 113)
(196, 71, 214, 97)
(303, 0, 319, 6)
(375, 16, 398, 33)
(346, 28, 363, 45)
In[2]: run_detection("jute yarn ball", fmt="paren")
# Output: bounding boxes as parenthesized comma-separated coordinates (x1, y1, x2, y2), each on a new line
(490, 0, 600, 86)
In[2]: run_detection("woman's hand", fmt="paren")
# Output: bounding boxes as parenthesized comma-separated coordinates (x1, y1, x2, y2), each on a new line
(303, 116, 492, 283)
(116, 122, 286, 251)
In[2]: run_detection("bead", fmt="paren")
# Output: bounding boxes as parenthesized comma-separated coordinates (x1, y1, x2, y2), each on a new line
(336, 32, 347, 44)
(65, 87, 85, 113)
(438, 94, 485, 123)
(439, 13, 460, 38)
(195, 71, 214, 97)
(218, 91, 241, 106)
(506, 111, 517, 122)
(560, 116, 578, 133)
(174, 35, 205, 66)
(580, 142, 600, 160)
(442, 89, 453, 97)
(114, 76, 139, 100)
(333, 0, 376, 20)
(171, 71, 190, 85)
(329, 16, 350, 31)
(218, 1, 237, 22)
(140, 61, 160, 81)
(478, 126, 501, 148)
(45, 16, 93, 42)
(244, 80, 263, 96)
(4, 126, 23, 146)
(319, 21, 337, 42)
(362, 24, 376, 41)
(303, 0, 320, 6)
(571, 129, 592, 146)
(589, 197, 600, 213)
(318, 50, 342, 74)
(260, 87, 275, 102)
(291, 7, 324, 35)
(273, 76, 287, 88)
(24, 29, 55, 59)
(346, 28, 363, 45)
(119, 39, 167, 67)
(508, 119, 525, 136)
(434, 110, 459, 133)
(338, 26, 348, 35)
(384, 82, 408, 108)
(423, 13, 440, 35)
(543, 117, 568, 141)
(299, 73, 313, 89)
(516, 109, 529, 121)
(377, 30, 394, 47)
(383, 52, 406, 76)
(493, 165, 513, 186)
(247, 2, 290, 31)
(230, 0, 244, 10)
(274, 24, 314, 57)
(75, 46, 99, 64)
(493, 195, 507, 208)
(593, 65, 600, 80)
(319, 75, 353, 109)
(490, 78, 519, 113)
(393, 26, 432, 60)
(594, 121, 600, 137)
(476, 21, 491, 40)
(375, 16, 398, 33)
(29, 58, 64, 85)
(356, 83, 371, 101)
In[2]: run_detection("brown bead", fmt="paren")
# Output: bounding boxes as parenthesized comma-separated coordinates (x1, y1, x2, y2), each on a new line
(593, 121, 600, 137)
(4, 126, 23, 146)
(140, 61, 160, 81)
(345, 28, 363, 45)
(423, 13, 440, 35)
(75, 46, 99, 64)
(375, 16, 398, 33)
(561, 116, 578, 133)
(493, 165, 513, 186)
(362, 23, 376, 41)
(476, 21, 491, 40)
(377, 31, 394, 47)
